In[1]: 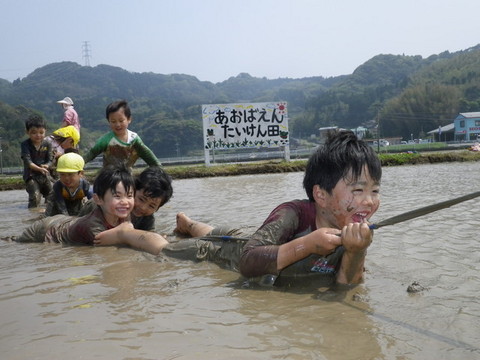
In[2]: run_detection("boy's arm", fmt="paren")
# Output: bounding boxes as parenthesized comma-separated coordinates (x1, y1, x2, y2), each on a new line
(276, 228, 342, 270)
(94, 222, 168, 255)
(45, 141, 54, 169)
(335, 250, 367, 284)
(45, 182, 68, 216)
(77, 199, 96, 217)
(82, 133, 110, 163)
(335, 222, 372, 284)
(29, 162, 50, 174)
(44, 191, 56, 216)
(133, 137, 161, 166)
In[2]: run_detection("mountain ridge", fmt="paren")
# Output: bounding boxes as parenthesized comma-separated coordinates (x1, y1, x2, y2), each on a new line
(1, 44, 480, 165)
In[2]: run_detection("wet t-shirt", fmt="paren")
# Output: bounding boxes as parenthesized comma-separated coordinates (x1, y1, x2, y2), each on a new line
(239, 199, 344, 279)
(42, 207, 114, 245)
(20, 138, 53, 181)
(82, 130, 160, 168)
(66, 207, 114, 245)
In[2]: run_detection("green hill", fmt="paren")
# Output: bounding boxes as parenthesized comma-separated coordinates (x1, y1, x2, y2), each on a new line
(1, 44, 480, 166)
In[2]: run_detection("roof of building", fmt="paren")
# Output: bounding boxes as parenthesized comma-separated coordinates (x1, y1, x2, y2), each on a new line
(427, 123, 455, 134)
(456, 112, 480, 119)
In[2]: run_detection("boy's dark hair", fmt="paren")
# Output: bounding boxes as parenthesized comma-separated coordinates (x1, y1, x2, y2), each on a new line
(25, 114, 46, 131)
(106, 100, 131, 120)
(93, 162, 135, 199)
(303, 130, 382, 201)
(135, 166, 173, 207)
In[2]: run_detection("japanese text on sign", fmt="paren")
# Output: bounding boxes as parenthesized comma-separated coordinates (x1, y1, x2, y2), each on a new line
(202, 102, 289, 150)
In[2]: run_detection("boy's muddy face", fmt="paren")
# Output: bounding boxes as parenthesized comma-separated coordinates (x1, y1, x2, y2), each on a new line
(58, 172, 82, 190)
(132, 189, 163, 217)
(108, 108, 131, 138)
(27, 127, 46, 146)
(326, 168, 380, 228)
(60, 138, 75, 150)
(97, 182, 135, 225)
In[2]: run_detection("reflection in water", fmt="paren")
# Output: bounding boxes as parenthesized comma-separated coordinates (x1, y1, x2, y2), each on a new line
(1, 162, 480, 359)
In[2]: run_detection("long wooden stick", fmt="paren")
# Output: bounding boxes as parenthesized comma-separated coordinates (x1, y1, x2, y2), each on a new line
(369, 190, 480, 229)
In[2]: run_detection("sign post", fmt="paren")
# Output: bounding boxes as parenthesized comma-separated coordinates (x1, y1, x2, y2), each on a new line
(202, 102, 289, 166)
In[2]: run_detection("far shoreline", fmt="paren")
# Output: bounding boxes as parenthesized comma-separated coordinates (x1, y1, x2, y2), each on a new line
(1, 150, 480, 191)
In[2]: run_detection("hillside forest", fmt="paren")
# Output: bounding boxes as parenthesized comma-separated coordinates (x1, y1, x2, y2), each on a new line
(1, 44, 480, 167)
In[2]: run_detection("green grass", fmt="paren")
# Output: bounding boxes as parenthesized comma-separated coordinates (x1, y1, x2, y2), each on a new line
(385, 142, 447, 152)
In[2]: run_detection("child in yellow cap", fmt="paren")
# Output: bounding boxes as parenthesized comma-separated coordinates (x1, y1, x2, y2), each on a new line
(52, 125, 80, 152)
(45, 153, 92, 216)
(48, 125, 81, 179)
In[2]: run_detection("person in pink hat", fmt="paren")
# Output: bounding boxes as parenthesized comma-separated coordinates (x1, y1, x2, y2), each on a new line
(56, 97, 80, 131)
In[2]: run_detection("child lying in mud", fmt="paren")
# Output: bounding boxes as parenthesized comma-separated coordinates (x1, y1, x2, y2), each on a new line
(78, 165, 173, 231)
(9, 163, 168, 255)
(96, 130, 382, 286)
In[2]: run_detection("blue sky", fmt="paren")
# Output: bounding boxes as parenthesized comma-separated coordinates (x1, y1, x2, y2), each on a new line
(1, 0, 480, 83)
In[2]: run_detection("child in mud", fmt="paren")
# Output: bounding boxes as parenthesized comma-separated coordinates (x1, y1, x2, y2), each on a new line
(238, 129, 381, 285)
(97, 130, 382, 286)
(44, 153, 92, 217)
(50, 125, 80, 156)
(47, 125, 81, 180)
(10, 163, 168, 255)
(82, 100, 161, 168)
(78, 166, 173, 231)
(20, 114, 54, 208)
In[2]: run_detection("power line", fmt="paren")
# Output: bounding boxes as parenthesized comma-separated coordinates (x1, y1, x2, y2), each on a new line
(82, 41, 91, 67)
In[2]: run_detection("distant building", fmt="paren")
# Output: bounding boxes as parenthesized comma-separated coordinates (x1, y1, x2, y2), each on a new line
(427, 123, 455, 142)
(351, 126, 367, 139)
(453, 112, 480, 141)
(318, 126, 341, 144)
(318, 126, 368, 143)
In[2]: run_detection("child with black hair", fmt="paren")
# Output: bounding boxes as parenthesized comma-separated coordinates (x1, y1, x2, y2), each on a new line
(130, 166, 173, 230)
(78, 166, 173, 231)
(163, 130, 382, 286)
(239, 129, 382, 285)
(47, 125, 81, 180)
(82, 100, 160, 168)
(20, 114, 54, 208)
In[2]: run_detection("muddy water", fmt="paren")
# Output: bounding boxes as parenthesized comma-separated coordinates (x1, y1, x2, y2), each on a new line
(1, 162, 480, 359)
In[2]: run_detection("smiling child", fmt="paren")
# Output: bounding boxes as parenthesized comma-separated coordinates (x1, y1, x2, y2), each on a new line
(45, 153, 92, 216)
(82, 100, 161, 168)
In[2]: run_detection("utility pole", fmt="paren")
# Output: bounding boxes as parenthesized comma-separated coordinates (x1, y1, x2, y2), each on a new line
(376, 110, 380, 153)
(372, 103, 382, 153)
(0, 137, 3, 175)
(82, 41, 91, 66)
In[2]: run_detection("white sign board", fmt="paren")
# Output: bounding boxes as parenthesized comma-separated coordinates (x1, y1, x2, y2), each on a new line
(202, 102, 289, 164)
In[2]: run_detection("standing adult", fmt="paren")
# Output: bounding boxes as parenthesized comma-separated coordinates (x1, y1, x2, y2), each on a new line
(56, 97, 80, 131)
